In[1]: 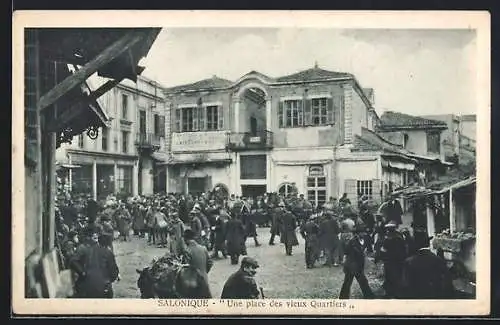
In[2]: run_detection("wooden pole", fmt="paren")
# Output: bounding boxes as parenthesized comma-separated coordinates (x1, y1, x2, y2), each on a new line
(449, 189, 455, 233)
(38, 31, 145, 112)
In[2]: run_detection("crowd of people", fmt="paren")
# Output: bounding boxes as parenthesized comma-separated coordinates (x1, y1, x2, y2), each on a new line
(53, 188, 456, 300)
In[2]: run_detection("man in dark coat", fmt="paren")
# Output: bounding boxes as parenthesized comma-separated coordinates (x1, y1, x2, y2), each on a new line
(280, 206, 299, 256)
(338, 224, 375, 299)
(225, 214, 247, 265)
(70, 227, 119, 298)
(401, 235, 455, 299)
(268, 202, 283, 245)
(242, 208, 260, 247)
(378, 221, 407, 298)
(221, 256, 261, 299)
(319, 211, 341, 267)
(300, 214, 321, 268)
(183, 229, 213, 298)
(188, 209, 203, 245)
(211, 208, 228, 259)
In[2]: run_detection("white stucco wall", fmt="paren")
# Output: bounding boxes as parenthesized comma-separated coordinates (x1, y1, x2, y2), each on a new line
(336, 159, 380, 196)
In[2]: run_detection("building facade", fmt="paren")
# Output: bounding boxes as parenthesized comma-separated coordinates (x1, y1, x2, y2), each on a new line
(163, 66, 446, 208)
(421, 114, 476, 166)
(55, 75, 168, 200)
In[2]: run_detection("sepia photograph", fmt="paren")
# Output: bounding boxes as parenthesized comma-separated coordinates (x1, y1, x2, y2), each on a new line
(12, 10, 490, 315)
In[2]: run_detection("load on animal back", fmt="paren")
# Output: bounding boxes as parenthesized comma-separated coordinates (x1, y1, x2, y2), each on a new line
(136, 253, 209, 298)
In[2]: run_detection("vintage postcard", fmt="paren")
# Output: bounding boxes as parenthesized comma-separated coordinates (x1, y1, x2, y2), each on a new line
(12, 10, 490, 316)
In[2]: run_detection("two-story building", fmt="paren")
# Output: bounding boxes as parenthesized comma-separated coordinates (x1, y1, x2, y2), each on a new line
(163, 65, 448, 208)
(376, 111, 453, 184)
(55, 75, 167, 200)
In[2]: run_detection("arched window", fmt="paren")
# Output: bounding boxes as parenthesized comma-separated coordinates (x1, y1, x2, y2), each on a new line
(278, 182, 298, 198)
(307, 165, 327, 208)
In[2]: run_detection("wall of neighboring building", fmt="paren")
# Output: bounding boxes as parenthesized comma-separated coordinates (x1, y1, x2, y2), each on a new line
(350, 85, 369, 137)
(460, 115, 476, 140)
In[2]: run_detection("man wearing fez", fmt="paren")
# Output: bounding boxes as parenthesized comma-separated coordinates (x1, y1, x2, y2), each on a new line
(221, 256, 261, 299)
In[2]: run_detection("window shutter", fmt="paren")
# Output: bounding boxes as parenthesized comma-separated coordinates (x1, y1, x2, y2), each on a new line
(159, 115, 166, 137)
(206, 176, 213, 192)
(372, 179, 382, 205)
(327, 97, 335, 124)
(175, 108, 181, 132)
(217, 105, 224, 130)
(198, 106, 205, 131)
(344, 179, 357, 205)
(304, 98, 312, 125)
(278, 101, 284, 128)
(297, 99, 304, 126)
(193, 106, 199, 131)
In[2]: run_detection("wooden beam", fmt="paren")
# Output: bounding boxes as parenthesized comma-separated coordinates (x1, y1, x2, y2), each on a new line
(47, 78, 123, 131)
(38, 31, 145, 112)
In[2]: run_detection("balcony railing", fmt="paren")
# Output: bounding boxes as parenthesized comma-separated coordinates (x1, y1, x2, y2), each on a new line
(227, 130, 273, 151)
(135, 132, 161, 151)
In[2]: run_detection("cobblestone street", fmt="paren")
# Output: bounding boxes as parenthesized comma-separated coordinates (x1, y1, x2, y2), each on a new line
(113, 227, 384, 299)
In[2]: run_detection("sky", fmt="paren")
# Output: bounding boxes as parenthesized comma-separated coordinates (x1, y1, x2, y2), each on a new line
(140, 28, 477, 116)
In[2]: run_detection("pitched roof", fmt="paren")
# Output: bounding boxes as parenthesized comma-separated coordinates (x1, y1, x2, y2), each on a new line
(352, 128, 412, 158)
(276, 67, 353, 83)
(164, 75, 233, 93)
(378, 111, 448, 130)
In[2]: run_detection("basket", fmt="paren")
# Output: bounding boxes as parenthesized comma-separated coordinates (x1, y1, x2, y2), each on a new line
(432, 237, 473, 253)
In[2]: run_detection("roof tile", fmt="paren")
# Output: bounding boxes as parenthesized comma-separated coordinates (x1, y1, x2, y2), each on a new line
(164, 76, 233, 93)
(379, 111, 447, 129)
(276, 67, 353, 83)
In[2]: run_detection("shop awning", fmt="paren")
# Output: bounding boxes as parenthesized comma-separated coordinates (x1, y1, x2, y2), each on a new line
(151, 152, 170, 163)
(381, 159, 416, 171)
(272, 149, 333, 166)
(166, 152, 232, 166)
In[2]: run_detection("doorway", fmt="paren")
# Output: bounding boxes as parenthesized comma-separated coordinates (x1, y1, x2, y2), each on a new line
(188, 177, 206, 197)
(241, 185, 267, 199)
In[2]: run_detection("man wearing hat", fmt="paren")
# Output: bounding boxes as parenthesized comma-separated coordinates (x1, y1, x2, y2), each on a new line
(268, 201, 284, 245)
(183, 228, 213, 297)
(339, 224, 375, 299)
(70, 226, 119, 298)
(221, 256, 261, 299)
(318, 211, 341, 267)
(280, 204, 299, 256)
(377, 220, 407, 298)
(300, 214, 321, 269)
(401, 234, 455, 299)
(188, 208, 203, 245)
(168, 210, 186, 257)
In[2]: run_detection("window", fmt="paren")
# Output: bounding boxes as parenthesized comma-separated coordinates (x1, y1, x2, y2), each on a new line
(206, 106, 219, 131)
(285, 100, 303, 127)
(311, 98, 328, 125)
(357, 180, 373, 200)
(101, 127, 108, 151)
(240, 155, 267, 179)
(121, 94, 128, 119)
(278, 95, 340, 128)
(139, 110, 146, 134)
(175, 105, 224, 132)
(427, 131, 441, 154)
(121, 131, 129, 153)
(181, 107, 196, 132)
(78, 134, 84, 148)
(116, 166, 133, 195)
(154, 114, 160, 135)
(278, 183, 298, 198)
(307, 165, 327, 208)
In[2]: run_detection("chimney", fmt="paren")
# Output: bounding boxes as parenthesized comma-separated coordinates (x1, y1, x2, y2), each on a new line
(363, 88, 375, 106)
